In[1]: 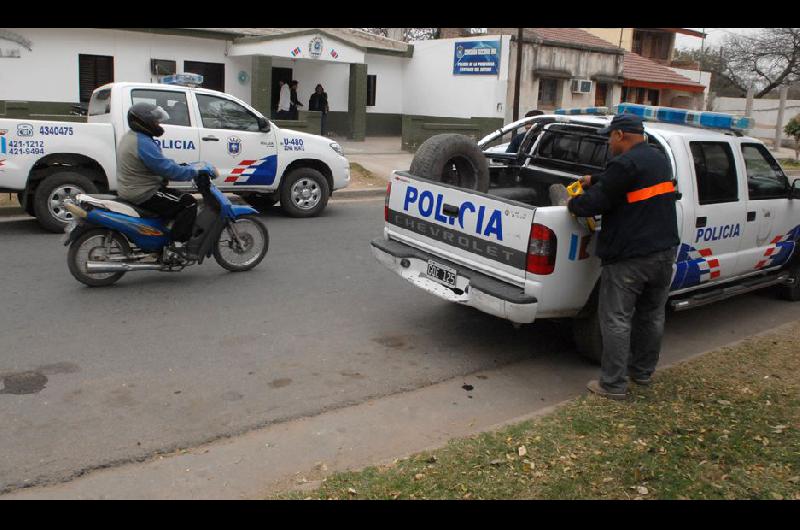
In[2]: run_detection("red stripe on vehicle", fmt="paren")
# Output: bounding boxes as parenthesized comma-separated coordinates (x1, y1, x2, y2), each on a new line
(698, 248, 712, 257)
(707, 259, 719, 268)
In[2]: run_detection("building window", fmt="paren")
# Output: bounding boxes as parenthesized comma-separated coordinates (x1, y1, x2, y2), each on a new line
(646, 89, 660, 106)
(690, 142, 739, 205)
(595, 83, 609, 107)
(79, 54, 114, 104)
(184, 61, 225, 92)
(538, 78, 560, 109)
(366, 75, 377, 107)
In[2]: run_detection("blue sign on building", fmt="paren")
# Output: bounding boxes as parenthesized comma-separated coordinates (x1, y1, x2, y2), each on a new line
(453, 40, 501, 75)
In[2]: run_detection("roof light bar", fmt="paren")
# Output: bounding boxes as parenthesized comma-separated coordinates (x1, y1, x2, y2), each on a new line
(160, 73, 204, 87)
(616, 103, 754, 131)
(554, 106, 609, 116)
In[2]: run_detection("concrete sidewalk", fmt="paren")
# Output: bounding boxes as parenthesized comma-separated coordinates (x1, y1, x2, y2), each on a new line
(337, 136, 413, 184)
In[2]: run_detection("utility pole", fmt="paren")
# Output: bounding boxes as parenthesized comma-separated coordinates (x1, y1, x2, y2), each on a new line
(776, 85, 788, 150)
(513, 28, 523, 123)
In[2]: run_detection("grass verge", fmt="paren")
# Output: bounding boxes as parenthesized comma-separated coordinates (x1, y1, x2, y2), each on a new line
(348, 162, 382, 189)
(780, 158, 800, 169)
(278, 323, 800, 500)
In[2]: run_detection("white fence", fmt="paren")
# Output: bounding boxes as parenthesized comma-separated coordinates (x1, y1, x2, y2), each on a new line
(713, 96, 800, 144)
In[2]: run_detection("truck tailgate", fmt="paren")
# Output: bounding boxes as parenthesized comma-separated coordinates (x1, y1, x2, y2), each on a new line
(385, 172, 535, 285)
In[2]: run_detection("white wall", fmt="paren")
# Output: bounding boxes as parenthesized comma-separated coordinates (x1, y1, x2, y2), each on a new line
(713, 96, 800, 139)
(0, 28, 252, 103)
(364, 53, 406, 114)
(273, 57, 350, 112)
(402, 35, 511, 118)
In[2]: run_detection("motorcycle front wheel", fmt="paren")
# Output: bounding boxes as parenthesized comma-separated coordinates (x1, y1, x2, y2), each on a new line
(68, 229, 131, 287)
(213, 215, 269, 272)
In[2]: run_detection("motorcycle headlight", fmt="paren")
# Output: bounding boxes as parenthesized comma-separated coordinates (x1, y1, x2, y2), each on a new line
(329, 142, 344, 157)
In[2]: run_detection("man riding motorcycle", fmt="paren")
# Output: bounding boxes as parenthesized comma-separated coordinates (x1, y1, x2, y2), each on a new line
(116, 102, 216, 257)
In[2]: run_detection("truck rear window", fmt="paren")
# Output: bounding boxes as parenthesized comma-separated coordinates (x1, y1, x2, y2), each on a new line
(88, 89, 111, 116)
(533, 127, 610, 172)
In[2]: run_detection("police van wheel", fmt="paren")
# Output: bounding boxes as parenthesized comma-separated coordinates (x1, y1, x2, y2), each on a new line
(777, 263, 800, 301)
(17, 192, 36, 217)
(280, 168, 330, 218)
(572, 312, 603, 365)
(34, 171, 98, 233)
(410, 134, 490, 193)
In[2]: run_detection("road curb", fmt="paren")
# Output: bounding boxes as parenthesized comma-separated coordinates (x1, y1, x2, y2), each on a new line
(331, 188, 385, 200)
(0, 206, 24, 217)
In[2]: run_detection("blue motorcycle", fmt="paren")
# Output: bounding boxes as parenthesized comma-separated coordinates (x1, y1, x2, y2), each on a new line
(62, 165, 268, 287)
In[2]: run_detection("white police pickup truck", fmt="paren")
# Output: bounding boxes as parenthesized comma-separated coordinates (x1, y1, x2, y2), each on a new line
(0, 76, 350, 232)
(371, 104, 800, 362)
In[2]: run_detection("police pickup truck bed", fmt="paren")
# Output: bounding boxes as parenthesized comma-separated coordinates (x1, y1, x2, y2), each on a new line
(371, 105, 800, 362)
(0, 79, 350, 232)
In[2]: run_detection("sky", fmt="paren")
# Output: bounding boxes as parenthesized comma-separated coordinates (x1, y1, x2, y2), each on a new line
(674, 28, 760, 50)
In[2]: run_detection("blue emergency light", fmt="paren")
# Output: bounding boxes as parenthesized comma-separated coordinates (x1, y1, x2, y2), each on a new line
(161, 73, 204, 87)
(554, 106, 609, 116)
(616, 103, 754, 131)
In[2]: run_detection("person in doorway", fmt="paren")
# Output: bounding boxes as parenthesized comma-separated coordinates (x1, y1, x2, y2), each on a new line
(309, 84, 329, 136)
(506, 110, 544, 153)
(276, 79, 291, 119)
(567, 114, 679, 400)
(116, 102, 216, 255)
(289, 80, 303, 120)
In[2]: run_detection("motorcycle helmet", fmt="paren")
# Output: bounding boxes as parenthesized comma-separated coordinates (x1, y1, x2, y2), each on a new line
(128, 102, 170, 137)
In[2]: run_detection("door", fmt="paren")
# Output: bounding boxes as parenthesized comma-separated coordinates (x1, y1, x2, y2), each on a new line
(737, 141, 798, 274)
(271, 67, 292, 118)
(129, 88, 200, 190)
(672, 139, 744, 291)
(193, 92, 279, 190)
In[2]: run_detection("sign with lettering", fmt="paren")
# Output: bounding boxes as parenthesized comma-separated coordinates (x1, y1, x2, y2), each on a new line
(453, 40, 500, 75)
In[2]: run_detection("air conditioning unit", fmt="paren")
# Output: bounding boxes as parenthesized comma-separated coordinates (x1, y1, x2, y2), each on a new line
(571, 79, 593, 94)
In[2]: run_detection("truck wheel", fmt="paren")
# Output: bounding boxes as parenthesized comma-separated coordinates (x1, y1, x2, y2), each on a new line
(280, 168, 330, 218)
(410, 134, 490, 193)
(34, 171, 98, 233)
(572, 312, 603, 365)
(242, 192, 279, 212)
(777, 263, 800, 301)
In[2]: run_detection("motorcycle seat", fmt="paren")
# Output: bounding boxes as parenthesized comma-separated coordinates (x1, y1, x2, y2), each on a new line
(77, 194, 160, 219)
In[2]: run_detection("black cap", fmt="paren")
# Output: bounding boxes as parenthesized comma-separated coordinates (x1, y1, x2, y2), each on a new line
(598, 114, 645, 135)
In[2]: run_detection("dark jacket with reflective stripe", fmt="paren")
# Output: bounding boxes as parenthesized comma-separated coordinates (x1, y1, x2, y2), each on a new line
(568, 141, 679, 265)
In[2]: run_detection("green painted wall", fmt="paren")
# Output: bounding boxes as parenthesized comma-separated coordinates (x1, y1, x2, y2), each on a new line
(348, 63, 367, 141)
(366, 113, 402, 136)
(272, 110, 321, 135)
(0, 100, 86, 123)
(401, 115, 504, 152)
(251, 56, 272, 118)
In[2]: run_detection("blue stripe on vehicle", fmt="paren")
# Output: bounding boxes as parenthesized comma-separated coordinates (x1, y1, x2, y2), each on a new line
(569, 234, 578, 261)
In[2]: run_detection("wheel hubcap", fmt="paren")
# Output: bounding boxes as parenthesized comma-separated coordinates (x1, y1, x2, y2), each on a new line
(290, 179, 321, 210)
(49, 184, 85, 222)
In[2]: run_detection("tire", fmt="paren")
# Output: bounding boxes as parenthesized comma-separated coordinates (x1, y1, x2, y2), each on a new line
(213, 215, 269, 272)
(17, 192, 36, 217)
(67, 229, 130, 287)
(572, 311, 603, 365)
(280, 167, 330, 218)
(242, 192, 279, 212)
(34, 171, 98, 233)
(777, 263, 800, 301)
(409, 134, 490, 193)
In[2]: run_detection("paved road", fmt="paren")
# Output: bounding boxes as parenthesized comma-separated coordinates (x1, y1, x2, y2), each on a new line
(2, 199, 800, 494)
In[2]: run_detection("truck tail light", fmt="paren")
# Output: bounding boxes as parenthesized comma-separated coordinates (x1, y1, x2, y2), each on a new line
(384, 181, 392, 221)
(527, 223, 557, 275)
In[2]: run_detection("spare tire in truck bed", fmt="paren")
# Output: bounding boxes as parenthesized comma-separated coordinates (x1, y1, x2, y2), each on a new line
(409, 134, 490, 193)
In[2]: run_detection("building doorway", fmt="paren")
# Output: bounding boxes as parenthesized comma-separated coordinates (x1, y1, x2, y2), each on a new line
(271, 67, 293, 118)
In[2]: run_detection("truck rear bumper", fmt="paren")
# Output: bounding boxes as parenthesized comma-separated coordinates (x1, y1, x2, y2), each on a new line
(371, 237, 538, 324)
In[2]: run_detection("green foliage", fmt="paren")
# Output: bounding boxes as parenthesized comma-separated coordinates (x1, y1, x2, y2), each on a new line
(785, 115, 800, 159)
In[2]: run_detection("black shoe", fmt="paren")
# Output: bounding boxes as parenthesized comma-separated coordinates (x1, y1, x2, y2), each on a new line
(586, 380, 628, 401)
(628, 375, 652, 386)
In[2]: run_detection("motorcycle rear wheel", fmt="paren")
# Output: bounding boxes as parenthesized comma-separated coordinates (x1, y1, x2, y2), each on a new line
(68, 229, 131, 287)
(213, 215, 269, 272)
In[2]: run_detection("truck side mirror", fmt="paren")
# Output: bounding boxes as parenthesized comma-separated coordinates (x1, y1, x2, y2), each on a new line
(791, 179, 800, 200)
(257, 117, 270, 132)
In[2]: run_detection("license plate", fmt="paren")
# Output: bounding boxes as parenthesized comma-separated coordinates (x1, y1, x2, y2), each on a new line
(426, 260, 457, 288)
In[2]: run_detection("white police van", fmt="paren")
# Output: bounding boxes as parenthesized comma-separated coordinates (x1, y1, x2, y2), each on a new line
(0, 74, 350, 232)
(371, 104, 800, 362)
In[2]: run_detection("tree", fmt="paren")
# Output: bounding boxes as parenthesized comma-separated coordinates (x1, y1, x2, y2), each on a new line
(785, 114, 800, 160)
(359, 28, 440, 42)
(673, 47, 746, 97)
(723, 28, 800, 98)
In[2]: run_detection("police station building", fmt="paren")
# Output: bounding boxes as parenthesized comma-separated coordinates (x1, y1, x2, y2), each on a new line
(0, 28, 639, 149)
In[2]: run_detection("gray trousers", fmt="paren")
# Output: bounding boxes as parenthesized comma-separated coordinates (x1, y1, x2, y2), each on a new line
(598, 247, 677, 393)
